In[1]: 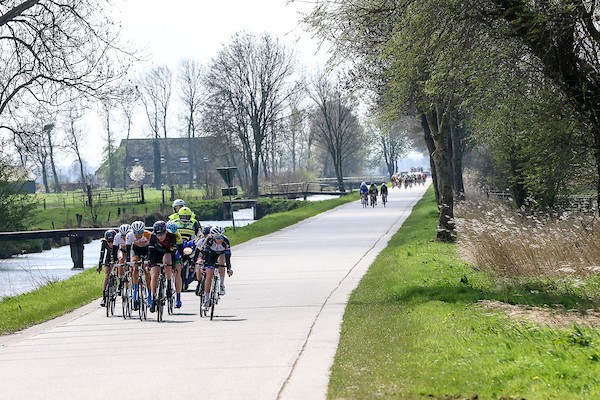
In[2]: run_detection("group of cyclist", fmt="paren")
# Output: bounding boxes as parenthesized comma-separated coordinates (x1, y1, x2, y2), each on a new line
(96, 198, 233, 315)
(359, 181, 388, 206)
(391, 172, 427, 189)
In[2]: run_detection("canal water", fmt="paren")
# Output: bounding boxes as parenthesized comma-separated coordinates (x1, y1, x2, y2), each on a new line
(0, 208, 256, 299)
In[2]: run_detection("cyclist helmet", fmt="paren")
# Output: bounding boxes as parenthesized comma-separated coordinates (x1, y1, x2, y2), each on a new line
(166, 220, 178, 234)
(104, 229, 116, 241)
(131, 220, 145, 234)
(209, 226, 224, 237)
(178, 206, 192, 221)
(118, 223, 131, 236)
(202, 225, 211, 236)
(361, 181, 366, 187)
(172, 198, 186, 212)
(153, 220, 167, 235)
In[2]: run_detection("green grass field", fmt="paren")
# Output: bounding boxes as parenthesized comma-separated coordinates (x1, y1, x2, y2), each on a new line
(328, 187, 600, 399)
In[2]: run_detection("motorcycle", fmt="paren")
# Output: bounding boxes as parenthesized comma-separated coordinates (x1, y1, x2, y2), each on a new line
(180, 239, 197, 291)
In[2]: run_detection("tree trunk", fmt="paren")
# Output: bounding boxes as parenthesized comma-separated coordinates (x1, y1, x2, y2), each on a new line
(162, 130, 172, 187)
(333, 151, 346, 193)
(251, 160, 260, 198)
(123, 139, 129, 189)
(424, 109, 455, 242)
(77, 153, 86, 189)
(421, 114, 439, 204)
(596, 133, 600, 214)
(41, 161, 50, 193)
(153, 138, 162, 189)
(450, 119, 464, 201)
(46, 130, 61, 193)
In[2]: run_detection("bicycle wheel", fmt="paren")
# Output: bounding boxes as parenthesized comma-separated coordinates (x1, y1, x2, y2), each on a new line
(199, 274, 206, 317)
(106, 275, 116, 317)
(138, 279, 147, 321)
(167, 281, 174, 315)
(210, 275, 219, 320)
(182, 263, 190, 292)
(122, 281, 130, 320)
(156, 276, 164, 322)
(104, 290, 110, 318)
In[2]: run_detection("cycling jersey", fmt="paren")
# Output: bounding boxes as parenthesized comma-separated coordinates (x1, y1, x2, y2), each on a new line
(113, 232, 128, 250)
(203, 236, 232, 268)
(148, 232, 178, 264)
(125, 231, 151, 262)
(126, 231, 152, 247)
(380, 185, 388, 194)
(359, 185, 369, 195)
(98, 239, 117, 266)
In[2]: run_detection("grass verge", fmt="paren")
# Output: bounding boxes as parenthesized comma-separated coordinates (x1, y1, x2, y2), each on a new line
(0, 193, 357, 336)
(329, 187, 600, 399)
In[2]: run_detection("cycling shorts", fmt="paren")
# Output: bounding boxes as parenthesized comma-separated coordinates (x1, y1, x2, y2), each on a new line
(131, 245, 148, 260)
(149, 249, 175, 265)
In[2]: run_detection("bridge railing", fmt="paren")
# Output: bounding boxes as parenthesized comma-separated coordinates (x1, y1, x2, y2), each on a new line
(0, 228, 107, 269)
(259, 181, 345, 197)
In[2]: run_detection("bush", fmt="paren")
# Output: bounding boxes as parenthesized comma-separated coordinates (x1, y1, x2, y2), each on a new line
(255, 198, 307, 219)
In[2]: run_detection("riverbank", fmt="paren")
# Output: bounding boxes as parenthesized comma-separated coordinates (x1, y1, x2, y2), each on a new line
(0, 194, 356, 335)
(328, 187, 600, 398)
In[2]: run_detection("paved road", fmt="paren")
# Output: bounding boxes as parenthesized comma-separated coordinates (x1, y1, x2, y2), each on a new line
(0, 184, 429, 400)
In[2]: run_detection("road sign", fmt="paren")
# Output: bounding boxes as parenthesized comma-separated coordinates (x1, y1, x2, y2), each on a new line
(222, 187, 238, 197)
(217, 167, 238, 187)
(216, 167, 239, 232)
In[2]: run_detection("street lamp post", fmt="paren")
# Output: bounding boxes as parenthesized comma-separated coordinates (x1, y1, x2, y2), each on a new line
(217, 167, 238, 232)
(203, 157, 209, 196)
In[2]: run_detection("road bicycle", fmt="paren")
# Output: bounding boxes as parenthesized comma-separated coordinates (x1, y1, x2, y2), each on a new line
(205, 263, 226, 321)
(370, 192, 377, 207)
(128, 260, 149, 321)
(361, 192, 368, 208)
(105, 263, 118, 317)
(114, 263, 132, 319)
(153, 263, 174, 322)
(181, 242, 196, 292)
(197, 263, 207, 318)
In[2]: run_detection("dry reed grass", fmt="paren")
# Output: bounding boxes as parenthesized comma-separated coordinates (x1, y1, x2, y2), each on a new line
(455, 190, 600, 280)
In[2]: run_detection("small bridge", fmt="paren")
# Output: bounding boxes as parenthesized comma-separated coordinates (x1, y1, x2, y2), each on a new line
(0, 228, 107, 269)
(258, 182, 345, 199)
(258, 177, 387, 199)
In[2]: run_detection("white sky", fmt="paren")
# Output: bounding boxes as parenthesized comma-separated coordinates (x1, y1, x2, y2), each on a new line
(71, 0, 329, 170)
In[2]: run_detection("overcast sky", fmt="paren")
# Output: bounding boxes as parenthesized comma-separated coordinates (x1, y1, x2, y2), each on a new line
(71, 0, 327, 169)
(116, 0, 327, 68)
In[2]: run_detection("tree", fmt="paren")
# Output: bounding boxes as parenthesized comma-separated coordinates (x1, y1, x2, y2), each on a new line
(178, 59, 207, 188)
(118, 83, 139, 188)
(205, 32, 300, 197)
(99, 96, 118, 189)
(308, 72, 365, 193)
(137, 65, 174, 189)
(367, 116, 410, 179)
(481, 1, 600, 210)
(8, 107, 57, 193)
(129, 164, 146, 184)
(62, 104, 88, 187)
(0, 1, 134, 117)
(43, 123, 61, 193)
(0, 154, 36, 231)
